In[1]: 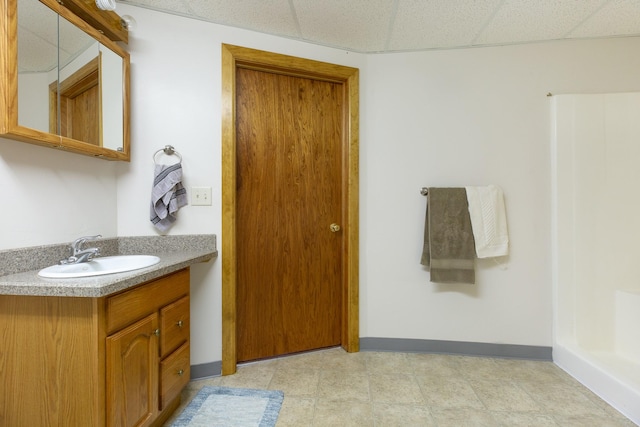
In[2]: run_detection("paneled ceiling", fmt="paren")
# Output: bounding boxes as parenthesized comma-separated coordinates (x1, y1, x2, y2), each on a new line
(117, 0, 640, 53)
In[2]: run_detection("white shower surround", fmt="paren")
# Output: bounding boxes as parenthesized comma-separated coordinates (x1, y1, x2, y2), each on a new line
(552, 93, 640, 424)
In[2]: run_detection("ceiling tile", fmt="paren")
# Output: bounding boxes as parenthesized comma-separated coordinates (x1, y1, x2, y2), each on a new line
(18, 30, 57, 72)
(18, 0, 60, 72)
(116, 0, 640, 52)
(569, 0, 640, 38)
(18, 0, 58, 46)
(475, 0, 609, 45)
(119, 0, 193, 15)
(388, 0, 503, 51)
(293, 0, 394, 52)
(186, 0, 300, 38)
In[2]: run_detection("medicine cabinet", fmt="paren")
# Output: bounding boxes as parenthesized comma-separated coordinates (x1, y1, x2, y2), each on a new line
(0, 0, 130, 160)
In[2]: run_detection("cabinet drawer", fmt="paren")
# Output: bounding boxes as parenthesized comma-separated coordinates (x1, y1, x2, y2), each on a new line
(160, 296, 189, 357)
(106, 268, 189, 334)
(160, 342, 190, 410)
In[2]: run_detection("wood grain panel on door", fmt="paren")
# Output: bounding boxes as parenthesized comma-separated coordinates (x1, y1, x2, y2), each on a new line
(236, 68, 343, 362)
(222, 44, 359, 375)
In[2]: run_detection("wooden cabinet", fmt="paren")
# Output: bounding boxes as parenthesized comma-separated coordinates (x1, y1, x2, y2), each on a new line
(0, 268, 191, 427)
(107, 314, 160, 427)
(106, 269, 190, 427)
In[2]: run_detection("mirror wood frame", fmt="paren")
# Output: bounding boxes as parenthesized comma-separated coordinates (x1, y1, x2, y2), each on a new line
(0, 0, 130, 160)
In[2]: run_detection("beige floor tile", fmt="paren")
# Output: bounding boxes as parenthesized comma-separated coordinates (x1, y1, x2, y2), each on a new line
(408, 353, 460, 377)
(415, 375, 485, 409)
(275, 397, 316, 426)
(317, 370, 370, 401)
(219, 362, 276, 389)
(166, 349, 636, 427)
(321, 348, 368, 372)
(430, 407, 500, 427)
(275, 349, 330, 371)
(185, 375, 223, 391)
(268, 368, 320, 397)
(469, 379, 542, 412)
(452, 355, 512, 381)
(492, 358, 567, 383)
(365, 351, 413, 374)
(373, 402, 436, 426)
(490, 411, 558, 426)
(369, 373, 425, 405)
(313, 399, 373, 427)
(552, 414, 638, 427)
(519, 381, 611, 417)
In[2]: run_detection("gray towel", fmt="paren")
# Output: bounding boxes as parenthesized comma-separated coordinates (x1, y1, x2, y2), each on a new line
(150, 163, 188, 232)
(421, 187, 476, 284)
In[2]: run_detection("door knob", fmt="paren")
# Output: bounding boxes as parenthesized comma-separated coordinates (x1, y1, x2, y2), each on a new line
(330, 223, 341, 232)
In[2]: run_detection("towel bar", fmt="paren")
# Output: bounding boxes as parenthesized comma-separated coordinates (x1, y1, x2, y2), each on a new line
(421, 187, 428, 196)
(153, 145, 182, 164)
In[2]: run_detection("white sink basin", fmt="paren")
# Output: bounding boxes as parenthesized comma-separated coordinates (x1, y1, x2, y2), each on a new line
(38, 255, 160, 278)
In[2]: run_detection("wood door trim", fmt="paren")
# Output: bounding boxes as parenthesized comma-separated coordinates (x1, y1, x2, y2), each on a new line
(221, 44, 359, 375)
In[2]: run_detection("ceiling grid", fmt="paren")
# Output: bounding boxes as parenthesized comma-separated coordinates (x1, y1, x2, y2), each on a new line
(114, 0, 640, 52)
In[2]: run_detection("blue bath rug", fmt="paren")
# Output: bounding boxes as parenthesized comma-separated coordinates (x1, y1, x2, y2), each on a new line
(169, 386, 284, 427)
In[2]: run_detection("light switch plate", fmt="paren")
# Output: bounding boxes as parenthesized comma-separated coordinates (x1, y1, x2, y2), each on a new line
(191, 186, 212, 206)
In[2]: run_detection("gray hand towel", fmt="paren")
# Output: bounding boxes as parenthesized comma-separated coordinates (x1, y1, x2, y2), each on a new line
(421, 187, 476, 284)
(151, 163, 188, 232)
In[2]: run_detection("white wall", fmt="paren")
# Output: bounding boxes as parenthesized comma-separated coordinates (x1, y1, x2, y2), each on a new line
(17, 71, 52, 132)
(3, 2, 640, 366)
(0, 139, 118, 248)
(100, 46, 124, 151)
(362, 39, 640, 347)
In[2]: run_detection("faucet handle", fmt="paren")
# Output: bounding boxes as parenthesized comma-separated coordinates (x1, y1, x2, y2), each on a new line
(70, 235, 102, 254)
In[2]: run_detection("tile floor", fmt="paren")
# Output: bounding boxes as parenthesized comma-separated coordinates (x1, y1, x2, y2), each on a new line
(165, 347, 637, 426)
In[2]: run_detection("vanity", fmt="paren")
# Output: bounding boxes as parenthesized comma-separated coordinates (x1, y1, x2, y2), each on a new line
(0, 235, 217, 427)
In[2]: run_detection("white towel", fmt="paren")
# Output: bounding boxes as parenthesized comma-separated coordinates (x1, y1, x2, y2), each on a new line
(465, 185, 509, 258)
(151, 163, 188, 232)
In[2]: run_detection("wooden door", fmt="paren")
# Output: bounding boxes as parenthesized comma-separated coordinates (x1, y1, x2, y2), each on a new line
(235, 68, 343, 362)
(222, 44, 359, 374)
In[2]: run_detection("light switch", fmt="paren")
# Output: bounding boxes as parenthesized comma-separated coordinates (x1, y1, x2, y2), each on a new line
(191, 187, 212, 206)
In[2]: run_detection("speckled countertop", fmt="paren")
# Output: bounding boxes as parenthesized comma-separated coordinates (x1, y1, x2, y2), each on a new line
(0, 234, 217, 297)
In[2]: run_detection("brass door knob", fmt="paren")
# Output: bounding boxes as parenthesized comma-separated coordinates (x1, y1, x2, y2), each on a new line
(330, 223, 341, 232)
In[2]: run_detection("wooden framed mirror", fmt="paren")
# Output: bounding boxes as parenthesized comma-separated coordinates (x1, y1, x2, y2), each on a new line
(0, 0, 130, 160)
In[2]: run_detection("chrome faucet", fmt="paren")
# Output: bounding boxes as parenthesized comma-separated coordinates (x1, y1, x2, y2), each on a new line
(60, 235, 102, 264)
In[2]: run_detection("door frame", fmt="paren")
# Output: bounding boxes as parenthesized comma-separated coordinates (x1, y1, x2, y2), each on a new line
(221, 44, 359, 375)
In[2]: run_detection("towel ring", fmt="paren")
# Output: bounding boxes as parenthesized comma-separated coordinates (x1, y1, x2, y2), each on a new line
(153, 145, 182, 164)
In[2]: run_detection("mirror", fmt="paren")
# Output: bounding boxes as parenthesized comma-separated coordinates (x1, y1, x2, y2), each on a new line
(16, 0, 58, 134)
(1, 0, 130, 160)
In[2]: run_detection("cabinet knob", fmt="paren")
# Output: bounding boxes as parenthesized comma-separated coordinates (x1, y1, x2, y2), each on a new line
(177, 369, 184, 376)
(176, 320, 184, 328)
(154, 329, 160, 337)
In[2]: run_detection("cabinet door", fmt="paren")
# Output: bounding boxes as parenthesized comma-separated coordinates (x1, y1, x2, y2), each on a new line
(106, 313, 159, 427)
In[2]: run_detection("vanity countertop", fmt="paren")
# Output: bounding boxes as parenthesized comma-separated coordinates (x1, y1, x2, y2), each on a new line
(0, 235, 217, 298)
